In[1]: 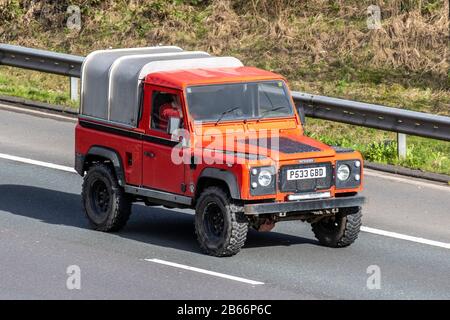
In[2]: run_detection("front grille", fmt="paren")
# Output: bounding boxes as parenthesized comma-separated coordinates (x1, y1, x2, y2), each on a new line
(279, 162, 333, 193)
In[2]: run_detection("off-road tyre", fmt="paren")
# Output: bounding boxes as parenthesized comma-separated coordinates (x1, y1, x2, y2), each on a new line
(82, 163, 132, 232)
(195, 187, 248, 257)
(311, 207, 362, 247)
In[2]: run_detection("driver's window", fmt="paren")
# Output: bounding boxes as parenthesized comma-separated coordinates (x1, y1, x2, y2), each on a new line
(151, 91, 183, 133)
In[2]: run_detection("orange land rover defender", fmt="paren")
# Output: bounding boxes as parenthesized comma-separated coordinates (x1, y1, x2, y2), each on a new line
(75, 47, 365, 256)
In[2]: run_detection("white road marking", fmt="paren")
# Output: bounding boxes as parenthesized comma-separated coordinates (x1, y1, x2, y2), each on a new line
(1, 153, 449, 250)
(0, 103, 77, 122)
(365, 169, 449, 192)
(361, 226, 450, 249)
(145, 259, 264, 285)
(0, 153, 75, 173)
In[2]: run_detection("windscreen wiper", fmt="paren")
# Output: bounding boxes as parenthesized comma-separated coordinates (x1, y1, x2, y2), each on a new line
(258, 106, 289, 120)
(215, 106, 240, 125)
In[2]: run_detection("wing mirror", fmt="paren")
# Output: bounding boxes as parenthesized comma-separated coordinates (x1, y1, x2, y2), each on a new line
(168, 117, 189, 147)
(168, 117, 181, 135)
(296, 105, 306, 126)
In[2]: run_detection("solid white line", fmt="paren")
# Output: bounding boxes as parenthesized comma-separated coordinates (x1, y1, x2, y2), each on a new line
(0, 103, 77, 122)
(145, 258, 264, 285)
(361, 226, 450, 249)
(0, 153, 75, 173)
(364, 169, 449, 192)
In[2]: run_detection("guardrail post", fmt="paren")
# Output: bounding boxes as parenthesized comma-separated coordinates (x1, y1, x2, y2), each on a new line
(397, 133, 407, 160)
(70, 77, 79, 101)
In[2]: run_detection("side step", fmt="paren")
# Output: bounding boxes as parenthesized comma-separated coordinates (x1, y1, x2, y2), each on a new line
(124, 185, 192, 207)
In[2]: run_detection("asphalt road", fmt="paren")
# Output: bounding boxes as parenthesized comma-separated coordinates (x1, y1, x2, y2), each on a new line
(0, 105, 449, 299)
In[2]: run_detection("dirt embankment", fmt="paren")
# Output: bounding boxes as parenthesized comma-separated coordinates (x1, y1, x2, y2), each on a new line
(1, 0, 448, 83)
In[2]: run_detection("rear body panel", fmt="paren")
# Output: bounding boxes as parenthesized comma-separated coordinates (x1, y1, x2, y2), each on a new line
(76, 120, 143, 186)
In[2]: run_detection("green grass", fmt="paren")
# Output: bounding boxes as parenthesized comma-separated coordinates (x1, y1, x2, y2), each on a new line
(0, 68, 79, 109)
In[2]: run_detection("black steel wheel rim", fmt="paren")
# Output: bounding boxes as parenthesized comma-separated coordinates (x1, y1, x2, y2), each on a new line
(319, 216, 342, 232)
(204, 202, 225, 239)
(91, 180, 111, 216)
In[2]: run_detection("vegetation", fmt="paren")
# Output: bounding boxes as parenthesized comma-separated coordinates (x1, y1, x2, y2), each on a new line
(0, 0, 448, 174)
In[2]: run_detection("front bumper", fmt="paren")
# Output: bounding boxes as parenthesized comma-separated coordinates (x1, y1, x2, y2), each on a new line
(244, 195, 365, 215)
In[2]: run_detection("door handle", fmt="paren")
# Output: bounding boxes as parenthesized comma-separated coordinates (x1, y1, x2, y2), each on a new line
(144, 151, 155, 158)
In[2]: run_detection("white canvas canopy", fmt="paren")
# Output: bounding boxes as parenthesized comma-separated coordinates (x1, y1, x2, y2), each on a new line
(80, 46, 243, 127)
(107, 51, 210, 126)
(80, 46, 182, 124)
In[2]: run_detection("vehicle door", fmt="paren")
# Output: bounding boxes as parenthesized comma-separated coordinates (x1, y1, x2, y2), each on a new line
(142, 85, 187, 194)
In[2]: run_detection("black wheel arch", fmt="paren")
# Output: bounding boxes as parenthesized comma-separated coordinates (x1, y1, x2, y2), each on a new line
(196, 168, 241, 200)
(76, 146, 126, 186)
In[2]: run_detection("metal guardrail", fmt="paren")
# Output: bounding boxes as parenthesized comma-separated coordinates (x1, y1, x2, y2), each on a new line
(1, 44, 449, 143)
(0, 44, 83, 102)
(292, 92, 450, 142)
(0, 44, 83, 77)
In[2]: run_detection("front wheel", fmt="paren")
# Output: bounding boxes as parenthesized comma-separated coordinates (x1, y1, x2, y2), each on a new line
(195, 187, 248, 257)
(311, 207, 362, 247)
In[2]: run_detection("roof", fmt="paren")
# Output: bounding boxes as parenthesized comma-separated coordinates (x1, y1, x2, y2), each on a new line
(144, 66, 284, 89)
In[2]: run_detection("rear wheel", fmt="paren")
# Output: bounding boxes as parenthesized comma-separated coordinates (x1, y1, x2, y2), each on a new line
(311, 207, 362, 247)
(195, 187, 248, 257)
(82, 163, 132, 232)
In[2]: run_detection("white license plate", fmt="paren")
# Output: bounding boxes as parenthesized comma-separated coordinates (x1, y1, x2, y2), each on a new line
(287, 167, 326, 180)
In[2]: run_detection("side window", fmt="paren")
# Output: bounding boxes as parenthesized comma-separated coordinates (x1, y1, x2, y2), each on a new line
(151, 91, 183, 133)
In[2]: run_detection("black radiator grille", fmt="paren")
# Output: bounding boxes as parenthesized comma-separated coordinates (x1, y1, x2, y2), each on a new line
(279, 162, 333, 193)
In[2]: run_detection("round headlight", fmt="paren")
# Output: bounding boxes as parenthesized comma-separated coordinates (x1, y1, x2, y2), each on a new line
(337, 164, 351, 181)
(258, 170, 272, 187)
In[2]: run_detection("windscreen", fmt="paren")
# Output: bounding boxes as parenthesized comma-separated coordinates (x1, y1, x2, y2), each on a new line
(186, 81, 294, 123)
